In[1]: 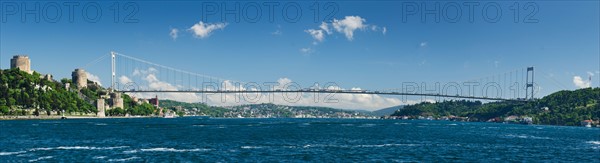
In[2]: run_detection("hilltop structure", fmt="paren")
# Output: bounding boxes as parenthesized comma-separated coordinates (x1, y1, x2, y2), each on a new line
(10, 55, 31, 74)
(72, 69, 88, 89)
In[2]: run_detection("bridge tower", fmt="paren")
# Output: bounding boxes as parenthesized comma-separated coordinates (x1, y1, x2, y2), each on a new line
(525, 67, 534, 100)
(111, 51, 116, 92)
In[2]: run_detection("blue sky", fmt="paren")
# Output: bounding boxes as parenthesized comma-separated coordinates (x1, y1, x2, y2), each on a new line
(1, 1, 599, 110)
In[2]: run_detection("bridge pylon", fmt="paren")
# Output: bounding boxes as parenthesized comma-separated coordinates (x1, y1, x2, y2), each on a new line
(525, 67, 534, 100)
(111, 51, 116, 92)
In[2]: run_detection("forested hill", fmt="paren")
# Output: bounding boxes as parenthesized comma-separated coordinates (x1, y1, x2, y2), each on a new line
(160, 100, 371, 118)
(0, 68, 160, 117)
(391, 88, 600, 126)
(0, 68, 96, 115)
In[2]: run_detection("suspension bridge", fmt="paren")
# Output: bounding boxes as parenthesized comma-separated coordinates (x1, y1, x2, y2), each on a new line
(84, 51, 541, 103)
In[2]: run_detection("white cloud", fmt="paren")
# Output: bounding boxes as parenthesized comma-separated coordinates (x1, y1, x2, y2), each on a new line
(211, 78, 427, 111)
(189, 21, 227, 39)
(304, 16, 384, 44)
(370, 25, 378, 31)
(271, 25, 282, 35)
(332, 16, 367, 41)
(305, 29, 325, 43)
(319, 22, 331, 34)
(420, 42, 428, 47)
(587, 71, 595, 76)
(300, 47, 314, 55)
(169, 28, 178, 40)
(86, 72, 102, 86)
(271, 29, 282, 35)
(573, 76, 591, 88)
(125, 68, 202, 103)
(120, 70, 429, 110)
(119, 76, 133, 84)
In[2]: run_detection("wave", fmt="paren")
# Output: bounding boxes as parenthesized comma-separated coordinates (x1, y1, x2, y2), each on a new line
(23, 146, 129, 152)
(124, 148, 210, 153)
(354, 144, 419, 148)
(505, 134, 552, 140)
(28, 156, 53, 162)
(0, 151, 26, 156)
(108, 156, 140, 162)
(587, 141, 600, 149)
(240, 146, 263, 149)
(357, 124, 376, 127)
(300, 143, 419, 149)
(55, 146, 129, 150)
(587, 141, 600, 145)
(28, 148, 53, 151)
(93, 156, 107, 159)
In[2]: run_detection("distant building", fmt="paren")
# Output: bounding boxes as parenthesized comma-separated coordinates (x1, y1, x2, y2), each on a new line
(149, 95, 161, 116)
(72, 69, 88, 89)
(149, 95, 159, 108)
(10, 55, 31, 74)
(504, 115, 519, 122)
(43, 74, 53, 81)
(522, 117, 533, 124)
(581, 120, 593, 127)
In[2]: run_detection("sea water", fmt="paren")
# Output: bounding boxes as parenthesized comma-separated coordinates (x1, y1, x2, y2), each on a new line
(1, 118, 598, 162)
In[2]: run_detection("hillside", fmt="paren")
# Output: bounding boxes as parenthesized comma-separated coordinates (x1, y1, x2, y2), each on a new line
(391, 88, 600, 126)
(160, 101, 371, 118)
(372, 105, 404, 116)
(0, 68, 96, 116)
(0, 68, 159, 117)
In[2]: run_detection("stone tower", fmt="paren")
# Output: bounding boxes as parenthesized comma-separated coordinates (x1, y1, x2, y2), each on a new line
(10, 55, 31, 74)
(111, 92, 124, 109)
(96, 98, 106, 118)
(72, 69, 88, 89)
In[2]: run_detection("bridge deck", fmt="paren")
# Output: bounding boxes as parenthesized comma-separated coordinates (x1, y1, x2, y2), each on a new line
(119, 90, 526, 102)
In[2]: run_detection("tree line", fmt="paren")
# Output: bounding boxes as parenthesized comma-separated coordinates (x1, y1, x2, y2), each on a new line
(392, 88, 600, 126)
(0, 68, 159, 117)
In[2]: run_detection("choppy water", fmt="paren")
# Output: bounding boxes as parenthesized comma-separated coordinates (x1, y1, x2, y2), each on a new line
(1, 118, 598, 162)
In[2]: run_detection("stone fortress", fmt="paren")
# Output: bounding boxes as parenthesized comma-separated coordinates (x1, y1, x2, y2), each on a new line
(72, 69, 88, 89)
(69, 68, 124, 118)
(9, 55, 123, 117)
(10, 55, 32, 74)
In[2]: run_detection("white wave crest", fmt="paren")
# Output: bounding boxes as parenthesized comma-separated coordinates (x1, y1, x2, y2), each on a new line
(588, 141, 600, 145)
(28, 156, 53, 162)
(240, 146, 263, 149)
(108, 156, 140, 162)
(125, 148, 210, 153)
(0, 151, 26, 156)
(55, 146, 129, 150)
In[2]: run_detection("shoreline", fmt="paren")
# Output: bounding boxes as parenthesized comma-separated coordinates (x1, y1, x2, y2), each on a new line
(0, 115, 156, 120)
(0, 116, 598, 128)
